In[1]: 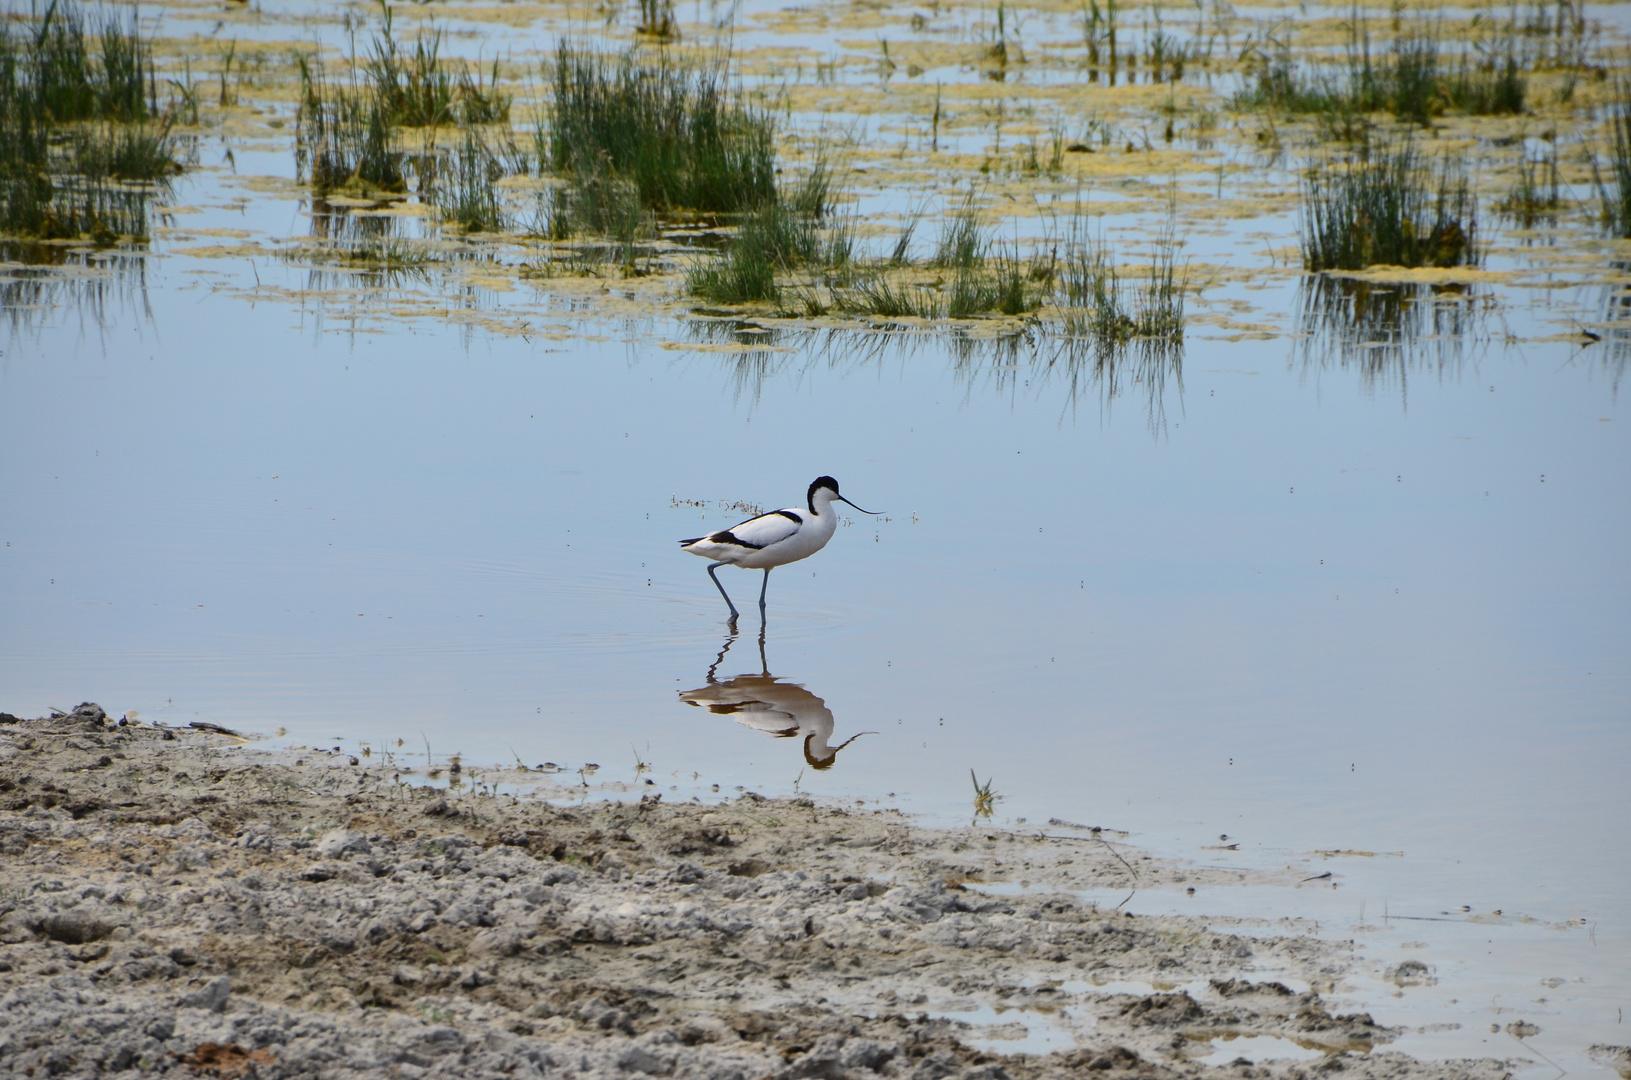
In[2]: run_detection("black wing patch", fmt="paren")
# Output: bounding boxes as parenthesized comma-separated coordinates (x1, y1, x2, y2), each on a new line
(774, 510, 803, 523)
(708, 529, 763, 549)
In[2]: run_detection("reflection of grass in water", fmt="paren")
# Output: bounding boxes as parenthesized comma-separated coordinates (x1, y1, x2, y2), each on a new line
(1296, 276, 1488, 400)
(1301, 140, 1478, 271)
(280, 205, 438, 285)
(1597, 267, 1631, 397)
(0, 246, 151, 336)
(685, 319, 1183, 435)
(280, 235, 437, 287)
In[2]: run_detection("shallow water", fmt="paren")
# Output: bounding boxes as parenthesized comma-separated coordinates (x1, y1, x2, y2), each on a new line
(4, 0, 1631, 1069)
(5, 243, 1627, 1070)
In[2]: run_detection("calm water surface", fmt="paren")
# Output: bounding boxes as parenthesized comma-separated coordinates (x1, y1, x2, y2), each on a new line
(3, 188, 1629, 1077)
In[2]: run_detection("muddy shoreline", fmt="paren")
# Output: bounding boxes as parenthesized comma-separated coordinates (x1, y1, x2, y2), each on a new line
(0, 705, 1517, 1079)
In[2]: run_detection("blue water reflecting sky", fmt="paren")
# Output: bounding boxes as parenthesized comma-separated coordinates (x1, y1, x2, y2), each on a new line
(3, 245, 1628, 1070)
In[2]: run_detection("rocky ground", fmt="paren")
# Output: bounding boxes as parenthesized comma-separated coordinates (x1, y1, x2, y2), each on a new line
(0, 705, 1520, 1079)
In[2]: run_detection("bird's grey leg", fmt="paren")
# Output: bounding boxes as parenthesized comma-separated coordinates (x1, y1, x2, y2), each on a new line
(759, 569, 771, 620)
(707, 562, 740, 623)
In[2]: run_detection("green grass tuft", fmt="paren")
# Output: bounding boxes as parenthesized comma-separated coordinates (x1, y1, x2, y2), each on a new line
(1301, 140, 1478, 271)
(0, 2, 173, 242)
(550, 44, 775, 215)
(1056, 212, 1185, 347)
(1599, 80, 1631, 238)
(433, 132, 505, 232)
(295, 55, 405, 196)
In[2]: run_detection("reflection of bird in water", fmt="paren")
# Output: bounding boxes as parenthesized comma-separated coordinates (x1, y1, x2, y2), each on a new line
(679, 476, 880, 624)
(679, 630, 871, 769)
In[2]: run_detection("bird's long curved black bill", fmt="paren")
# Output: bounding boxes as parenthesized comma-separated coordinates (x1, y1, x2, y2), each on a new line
(839, 497, 882, 515)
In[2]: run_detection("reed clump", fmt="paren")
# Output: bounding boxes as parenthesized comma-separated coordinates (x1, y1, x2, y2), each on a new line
(1498, 145, 1562, 227)
(295, 56, 405, 196)
(1237, 22, 1525, 129)
(1301, 140, 1478, 271)
(833, 274, 943, 319)
(1598, 79, 1631, 238)
(433, 132, 506, 232)
(636, 0, 680, 40)
(686, 195, 823, 303)
(364, 7, 511, 129)
(1056, 214, 1184, 347)
(0, 1, 176, 242)
(549, 44, 775, 216)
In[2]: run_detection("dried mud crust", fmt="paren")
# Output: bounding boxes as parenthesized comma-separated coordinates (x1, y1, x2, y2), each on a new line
(0, 706, 1512, 1080)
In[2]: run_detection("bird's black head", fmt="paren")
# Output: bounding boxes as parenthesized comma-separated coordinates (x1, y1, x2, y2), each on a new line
(807, 475, 840, 511)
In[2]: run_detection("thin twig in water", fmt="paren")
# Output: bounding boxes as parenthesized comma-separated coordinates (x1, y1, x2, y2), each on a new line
(1098, 836, 1139, 881)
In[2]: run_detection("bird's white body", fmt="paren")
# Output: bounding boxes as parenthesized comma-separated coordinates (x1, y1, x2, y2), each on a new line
(679, 476, 877, 622)
(679, 488, 843, 571)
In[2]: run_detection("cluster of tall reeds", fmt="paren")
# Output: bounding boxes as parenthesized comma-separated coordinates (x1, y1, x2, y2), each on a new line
(1056, 214, 1185, 347)
(1499, 144, 1562, 227)
(1598, 80, 1631, 238)
(1300, 139, 1478, 271)
(296, 55, 405, 196)
(692, 189, 1187, 354)
(1237, 21, 1526, 131)
(294, 6, 517, 232)
(364, 6, 510, 129)
(0, 0, 176, 243)
(685, 165, 843, 303)
(549, 43, 775, 217)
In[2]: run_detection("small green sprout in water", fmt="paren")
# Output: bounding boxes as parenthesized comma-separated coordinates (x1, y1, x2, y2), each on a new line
(971, 769, 1000, 819)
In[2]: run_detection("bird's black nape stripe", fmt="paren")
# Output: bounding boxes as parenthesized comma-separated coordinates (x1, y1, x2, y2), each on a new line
(773, 509, 802, 523)
(806, 475, 839, 513)
(710, 529, 763, 549)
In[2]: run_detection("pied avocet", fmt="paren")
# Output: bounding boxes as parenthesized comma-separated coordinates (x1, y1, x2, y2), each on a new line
(679, 476, 879, 622)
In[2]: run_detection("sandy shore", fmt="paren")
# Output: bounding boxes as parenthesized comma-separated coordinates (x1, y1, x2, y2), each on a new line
(0, 705, 1518, 1079)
